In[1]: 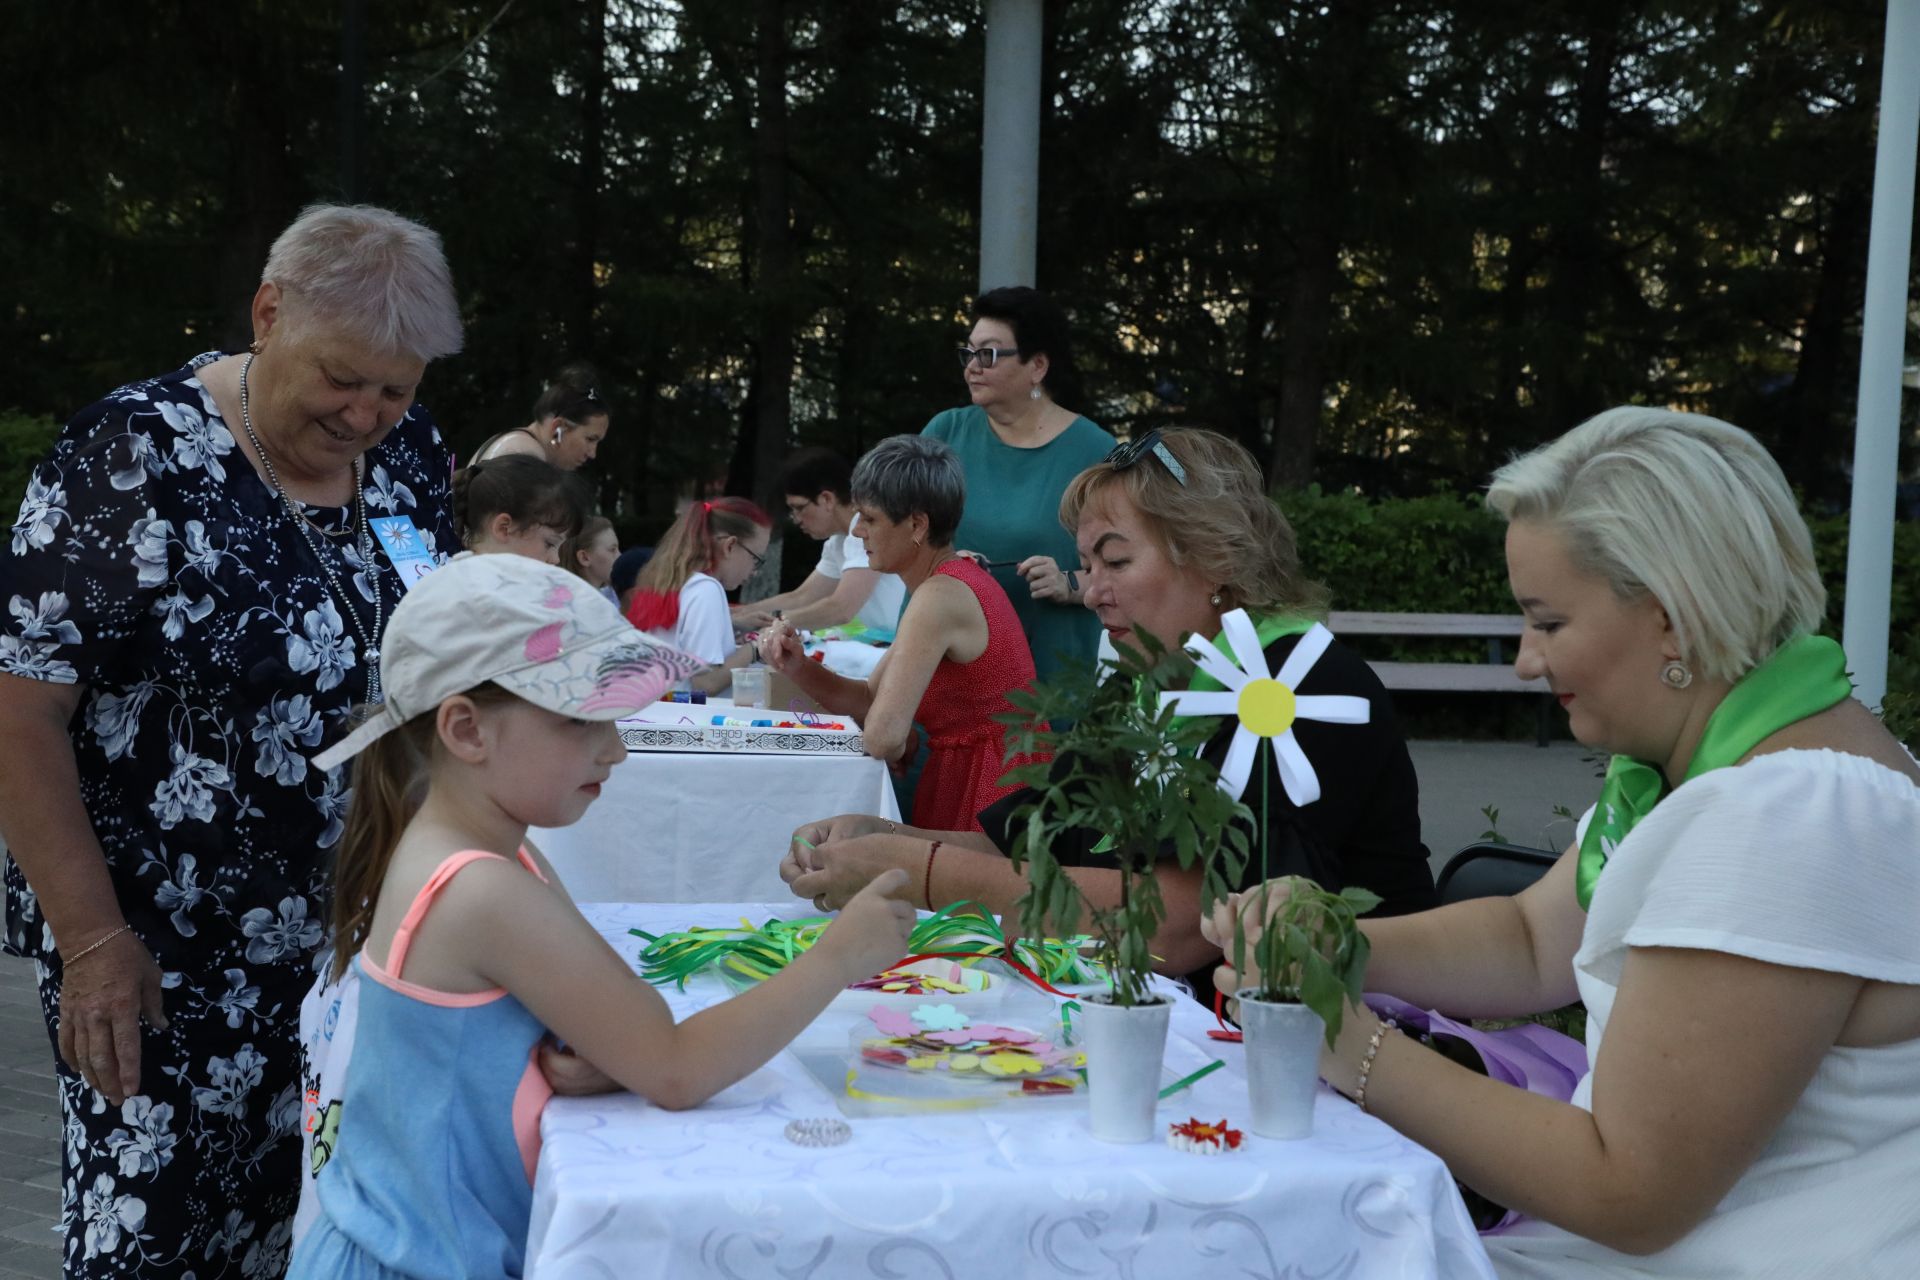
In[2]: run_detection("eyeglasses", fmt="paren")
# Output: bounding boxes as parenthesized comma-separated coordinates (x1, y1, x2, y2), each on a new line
(738, 539, 767, 570)
(784, 498, 815, 520)
(1104, 428, 1188, 486)
(956, 345, 1022, 370)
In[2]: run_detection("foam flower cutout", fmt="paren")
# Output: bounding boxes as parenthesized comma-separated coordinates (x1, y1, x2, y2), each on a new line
(910, 1003, 969, 1032)
(980, 1051, 1044, 1076)
(1159, 609, 1370, 807)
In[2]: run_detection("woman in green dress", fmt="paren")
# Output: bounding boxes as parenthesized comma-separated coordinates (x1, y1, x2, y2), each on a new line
(921, 287, 1115, 684)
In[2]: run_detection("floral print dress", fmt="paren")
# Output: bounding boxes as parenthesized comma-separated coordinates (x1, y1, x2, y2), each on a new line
(2, 352, 453, 1278)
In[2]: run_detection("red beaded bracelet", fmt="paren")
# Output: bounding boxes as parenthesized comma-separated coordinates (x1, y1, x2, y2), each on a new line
(924, 840, 943, 910)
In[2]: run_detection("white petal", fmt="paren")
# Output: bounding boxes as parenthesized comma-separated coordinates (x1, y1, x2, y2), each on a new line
(1162, 690, 1240, 718)
(1294, 694, 1371, 725)
(1216, 727, 1257, 801)
(1184, 637, 1246, 690)
(1275, 623, 1335, 689)
(1218, 609, 1271, 682)
(1273, 730, 1322, 807)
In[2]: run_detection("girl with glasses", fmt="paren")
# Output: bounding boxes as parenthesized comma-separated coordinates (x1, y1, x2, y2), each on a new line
(626, 496, 772, 666)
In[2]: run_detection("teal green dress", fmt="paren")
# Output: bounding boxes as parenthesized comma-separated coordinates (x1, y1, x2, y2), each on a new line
(922, 405, 1117, 684)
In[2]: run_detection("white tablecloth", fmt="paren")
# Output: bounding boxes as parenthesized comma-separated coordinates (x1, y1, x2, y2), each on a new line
(530, 751, 899, 903)
(526, 902, 1496, 1280)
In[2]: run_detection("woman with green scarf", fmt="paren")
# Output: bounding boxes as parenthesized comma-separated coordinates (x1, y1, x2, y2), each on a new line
(782, 428, 1437, 991)
(1212, 407, 1920, 1276)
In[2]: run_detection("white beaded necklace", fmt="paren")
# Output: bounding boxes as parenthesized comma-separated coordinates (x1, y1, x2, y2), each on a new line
(238, 353, 385, 704)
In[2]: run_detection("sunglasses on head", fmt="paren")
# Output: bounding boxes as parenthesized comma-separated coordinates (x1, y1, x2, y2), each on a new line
(1104, 428, 1188, 486)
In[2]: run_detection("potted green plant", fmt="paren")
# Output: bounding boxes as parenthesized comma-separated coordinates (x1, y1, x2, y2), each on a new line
(998, 635, 1252, 1142)
(1228, 875, 1380, 1138)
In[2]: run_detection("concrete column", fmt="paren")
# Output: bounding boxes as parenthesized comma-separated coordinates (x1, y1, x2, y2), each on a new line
(979, 0, 1043, 291)
(1843, 0, 1919, 709)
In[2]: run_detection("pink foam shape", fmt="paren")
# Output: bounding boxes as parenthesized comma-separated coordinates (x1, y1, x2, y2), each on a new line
(867, 1007, 918, 1037)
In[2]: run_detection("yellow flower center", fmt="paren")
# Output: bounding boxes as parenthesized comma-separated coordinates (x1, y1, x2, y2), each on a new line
(1237, 678, 1296, 737)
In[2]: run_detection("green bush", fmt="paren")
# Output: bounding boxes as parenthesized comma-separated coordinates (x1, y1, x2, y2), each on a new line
(1282, 487, 1919, 748)
(1, 410, 62, 523)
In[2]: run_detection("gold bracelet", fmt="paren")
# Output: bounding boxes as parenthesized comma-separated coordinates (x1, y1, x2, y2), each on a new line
(1353, 1017, 1397, 1113)
(61, 924, 131, 969)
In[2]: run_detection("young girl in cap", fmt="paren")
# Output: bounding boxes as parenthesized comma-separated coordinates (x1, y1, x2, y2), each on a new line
(287, 554, 914, 1279)
(453, 453, 592, 564)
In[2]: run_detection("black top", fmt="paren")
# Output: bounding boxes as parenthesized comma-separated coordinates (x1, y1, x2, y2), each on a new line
(978, 630, 1436, 992)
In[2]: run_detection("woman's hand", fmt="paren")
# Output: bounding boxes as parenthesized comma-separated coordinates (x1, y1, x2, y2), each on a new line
(788, 834, 913, 912)
(1017, 555, 1078, 604)
(733, 604, 776, 631)
(757, 620, 806, 674)
(1201, 880, 1299, 1000)
(815, 868, 917, 982)
(783, 814, 892, 883)
(58, 928, 168, 1106)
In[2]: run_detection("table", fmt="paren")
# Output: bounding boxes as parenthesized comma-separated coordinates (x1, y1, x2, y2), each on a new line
(530, 744, 899, 904)
(525, 902, 1496, 1280)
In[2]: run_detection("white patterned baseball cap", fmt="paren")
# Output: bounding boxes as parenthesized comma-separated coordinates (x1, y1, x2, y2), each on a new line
(312, 552, 704, 772)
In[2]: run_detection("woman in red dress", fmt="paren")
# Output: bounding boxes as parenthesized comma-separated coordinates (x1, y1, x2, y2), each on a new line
(759, 435, 1039, 833)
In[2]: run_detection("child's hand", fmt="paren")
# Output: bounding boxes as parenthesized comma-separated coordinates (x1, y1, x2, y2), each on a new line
(537, 1040, 622, 1096)
(818, 867, 915, 982)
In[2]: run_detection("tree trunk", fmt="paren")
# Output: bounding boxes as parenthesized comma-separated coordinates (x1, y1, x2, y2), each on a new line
(748, 0, 795, 511)
(568, 0, 609, 363)
(1782, 178, 1869, 500)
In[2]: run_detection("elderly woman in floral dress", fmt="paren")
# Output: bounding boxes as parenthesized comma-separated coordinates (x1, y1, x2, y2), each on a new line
(0, 205, 462, 1278)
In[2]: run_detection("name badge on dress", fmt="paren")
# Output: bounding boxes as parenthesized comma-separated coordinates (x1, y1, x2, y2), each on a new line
(369, 516, 439, 590)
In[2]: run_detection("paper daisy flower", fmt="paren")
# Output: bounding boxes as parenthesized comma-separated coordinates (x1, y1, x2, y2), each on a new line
(1159, 609, 1370, 807)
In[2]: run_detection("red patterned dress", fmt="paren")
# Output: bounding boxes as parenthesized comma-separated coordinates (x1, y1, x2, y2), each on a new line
(911, 558, 1043, 832)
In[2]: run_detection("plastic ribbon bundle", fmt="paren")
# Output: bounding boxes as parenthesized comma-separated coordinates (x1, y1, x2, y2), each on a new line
(632, 903, 1105, 992)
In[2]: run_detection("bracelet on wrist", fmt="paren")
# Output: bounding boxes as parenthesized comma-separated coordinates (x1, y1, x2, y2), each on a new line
(61, 924, 132, 969)
(923, 841, 943, 910)
(1353, 1017, 1397, 1113)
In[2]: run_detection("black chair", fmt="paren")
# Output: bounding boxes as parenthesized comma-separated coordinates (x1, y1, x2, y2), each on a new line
(1434, 841, 1558, 905)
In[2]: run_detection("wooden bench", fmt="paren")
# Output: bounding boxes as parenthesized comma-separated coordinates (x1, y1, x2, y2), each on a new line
(1328, 611, 1553, 745)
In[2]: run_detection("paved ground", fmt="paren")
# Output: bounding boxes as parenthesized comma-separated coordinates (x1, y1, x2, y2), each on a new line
(0, 952, 58, 1279)
(0, 737, 1600, 1278)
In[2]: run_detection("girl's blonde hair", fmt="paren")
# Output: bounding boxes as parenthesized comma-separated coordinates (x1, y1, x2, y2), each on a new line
(1486, 406, 1826, 683)
(627, 497, 771, 629)
(560, 516, 615, 582)
(1059, 427, 1329, 617)
(328, 684, 517, 980)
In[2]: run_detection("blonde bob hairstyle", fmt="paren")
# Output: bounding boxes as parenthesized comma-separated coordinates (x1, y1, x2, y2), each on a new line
(1486, 406, 1826, 684)
(263, 204, 464, 361)
(1059, 427, 1329, 619)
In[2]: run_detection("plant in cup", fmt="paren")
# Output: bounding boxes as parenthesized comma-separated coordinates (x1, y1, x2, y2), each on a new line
(1229, 876, 1380, 1048)
(995, 633, 1252, 1142)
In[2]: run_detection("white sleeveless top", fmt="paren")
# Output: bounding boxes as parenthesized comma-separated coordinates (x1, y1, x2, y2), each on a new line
(1486, 748, 1920, 1279)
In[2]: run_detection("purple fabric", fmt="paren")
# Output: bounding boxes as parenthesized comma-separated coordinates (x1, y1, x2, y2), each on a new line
(1363, 993, 1589, 1232)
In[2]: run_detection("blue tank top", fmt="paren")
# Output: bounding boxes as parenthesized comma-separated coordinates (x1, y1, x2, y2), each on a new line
(289, 850, 554, 1279)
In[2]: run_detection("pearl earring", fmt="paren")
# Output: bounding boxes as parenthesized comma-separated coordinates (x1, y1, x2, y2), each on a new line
(1029, 384, 1042, 401)
(1210, 591, 1223, 607)
(1660, 660, 1693, 690)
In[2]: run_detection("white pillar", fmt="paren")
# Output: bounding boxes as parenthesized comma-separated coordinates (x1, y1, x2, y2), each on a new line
(980, 0, 1043, 291)
(1843, 0, 1920, 710)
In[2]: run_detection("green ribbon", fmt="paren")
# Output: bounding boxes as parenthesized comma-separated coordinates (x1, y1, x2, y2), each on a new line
(1575, 634, 1852, 910)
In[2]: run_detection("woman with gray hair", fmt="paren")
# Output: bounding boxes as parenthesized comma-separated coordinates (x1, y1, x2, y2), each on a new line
(760, 435, 1040, 835)
(0, 204, 462, 1275)
(1209, 408, 1920, 1276)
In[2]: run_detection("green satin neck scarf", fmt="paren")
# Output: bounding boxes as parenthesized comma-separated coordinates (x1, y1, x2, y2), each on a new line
(1575, 634, 1852, 910)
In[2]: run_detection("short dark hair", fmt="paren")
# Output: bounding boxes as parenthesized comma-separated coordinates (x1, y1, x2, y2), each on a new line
(532, 361, 610, 424)
(972, 286, 1081, 406)
(850, 435, 966, 547)
(780, 447, 853, 503)
(452, 454, 593, 545)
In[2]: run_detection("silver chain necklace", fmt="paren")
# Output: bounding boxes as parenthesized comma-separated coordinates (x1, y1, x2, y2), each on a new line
(238, 353, 385, 704)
